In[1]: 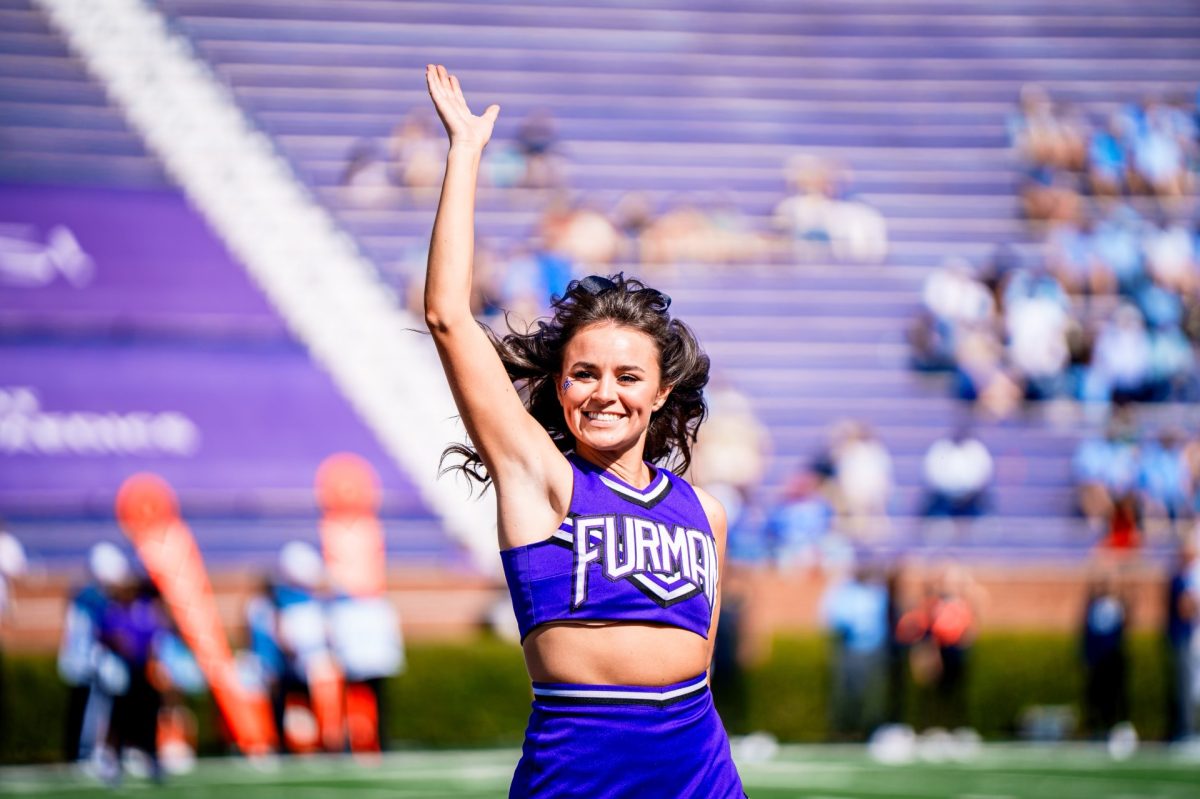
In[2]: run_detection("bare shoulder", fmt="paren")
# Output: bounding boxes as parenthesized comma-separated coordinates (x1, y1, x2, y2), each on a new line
(690, 483, 728, 540)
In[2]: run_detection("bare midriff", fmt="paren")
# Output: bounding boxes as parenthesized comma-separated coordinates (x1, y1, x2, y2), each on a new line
(523, 621, 711, 686)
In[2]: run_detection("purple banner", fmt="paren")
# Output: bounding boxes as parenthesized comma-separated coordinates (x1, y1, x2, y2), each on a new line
(0, 184, 284, 337)
(0, 185, 435, 523)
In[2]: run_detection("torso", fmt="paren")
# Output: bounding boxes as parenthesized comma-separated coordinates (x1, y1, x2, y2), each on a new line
(500, 453, 722, 685)
(523, 622, 712, 685)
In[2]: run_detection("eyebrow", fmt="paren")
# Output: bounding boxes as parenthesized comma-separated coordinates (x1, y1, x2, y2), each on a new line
(568, 361, 646, 373)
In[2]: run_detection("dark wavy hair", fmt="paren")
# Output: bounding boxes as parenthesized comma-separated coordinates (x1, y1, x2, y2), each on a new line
(443, 273, 710, 486)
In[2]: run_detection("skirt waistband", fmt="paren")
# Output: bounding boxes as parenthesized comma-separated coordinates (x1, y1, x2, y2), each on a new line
(530, 672, 709, 707)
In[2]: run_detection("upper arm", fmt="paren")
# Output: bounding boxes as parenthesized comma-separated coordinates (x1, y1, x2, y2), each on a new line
(428, 317, 567, 496)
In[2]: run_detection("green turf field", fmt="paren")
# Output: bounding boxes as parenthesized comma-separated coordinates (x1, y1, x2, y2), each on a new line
(2, 744, 1197, 798)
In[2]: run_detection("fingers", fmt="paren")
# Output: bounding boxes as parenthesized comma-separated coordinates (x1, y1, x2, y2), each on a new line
(450, 74, 468, 108)
(425, 64, 449, 95)
(427, 65, 497, 129)
(427, 64, 464, 110)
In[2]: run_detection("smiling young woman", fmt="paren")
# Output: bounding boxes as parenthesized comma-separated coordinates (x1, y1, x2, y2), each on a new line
(423, 64, 745, 798)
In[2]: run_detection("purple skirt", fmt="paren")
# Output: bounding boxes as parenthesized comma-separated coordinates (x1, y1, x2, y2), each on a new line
(509, 673, 745, 798)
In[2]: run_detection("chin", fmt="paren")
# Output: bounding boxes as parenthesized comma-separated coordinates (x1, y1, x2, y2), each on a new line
(576, 431, 643, 456)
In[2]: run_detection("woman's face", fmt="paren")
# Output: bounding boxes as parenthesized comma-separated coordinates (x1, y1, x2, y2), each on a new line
(557, 322, 670, 459)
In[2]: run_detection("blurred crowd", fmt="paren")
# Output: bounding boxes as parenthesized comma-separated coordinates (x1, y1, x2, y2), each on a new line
(1011, 85, 1196, 216)
(343, 107, 890, 331)
(1073, 407, 1200, 547)
(911, 87, 1199, 416)
(690, 399, 1000, 566)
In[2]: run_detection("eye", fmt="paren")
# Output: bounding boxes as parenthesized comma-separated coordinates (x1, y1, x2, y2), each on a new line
(572, 369, 594, 380)
(618, 374, 640, 384)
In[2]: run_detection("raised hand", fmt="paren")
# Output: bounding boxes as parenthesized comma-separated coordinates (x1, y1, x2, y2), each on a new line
(426, 64, 500, 152)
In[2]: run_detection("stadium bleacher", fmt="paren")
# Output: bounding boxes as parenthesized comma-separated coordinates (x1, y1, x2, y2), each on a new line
(2, 0, 1197, 566)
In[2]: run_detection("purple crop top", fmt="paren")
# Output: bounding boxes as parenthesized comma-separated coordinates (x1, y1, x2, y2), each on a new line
(501, 453, 719, 642)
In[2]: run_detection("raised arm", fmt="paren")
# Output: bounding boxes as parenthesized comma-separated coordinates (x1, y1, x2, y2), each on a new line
(423, 66, 569, 535)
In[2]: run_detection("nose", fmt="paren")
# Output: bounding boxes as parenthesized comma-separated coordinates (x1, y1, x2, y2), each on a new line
(593, 374, 618, 402)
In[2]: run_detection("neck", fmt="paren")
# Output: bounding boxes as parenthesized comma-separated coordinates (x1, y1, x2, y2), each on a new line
(574, 445, 652, 489)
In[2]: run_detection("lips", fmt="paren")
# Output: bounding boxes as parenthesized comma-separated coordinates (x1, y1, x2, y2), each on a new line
(584, 411, 623, 422)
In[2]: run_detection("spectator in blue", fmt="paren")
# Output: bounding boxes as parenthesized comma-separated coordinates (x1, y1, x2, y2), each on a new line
(766, 467, 834, 569)
(1084, 304, 1151, 404)
(1146, 321, 1196, 402)
(1081, 572, 1130, 739)
(1140, 430, 1192, 526)
(58, 542, 130, 764)
(243, 576, 286, 744)
(1129, 98, 1189, 198)
(821, 559, 889, 740)
(269, 541, 333, 753)
(1091, 204, 1144, 293)
(1087, 113, 1129, 197)
(1047, 219, 1114, 297)
(1073, 412, 1140, 532)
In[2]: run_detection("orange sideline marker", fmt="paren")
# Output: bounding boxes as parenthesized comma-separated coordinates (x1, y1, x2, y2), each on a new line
(317, 453, 386, 753)
(116, 473, 277, 755)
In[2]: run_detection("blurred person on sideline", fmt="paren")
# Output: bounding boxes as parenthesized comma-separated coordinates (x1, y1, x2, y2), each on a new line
(710, 564, 752, 735)
(896, 565, 979, 732)
(96, 577, 170, 786)
(58, 542, 131, 764)
(243, 576, 287, 747)
(327, 588, 405, 751)
(884, 564, 909, 726)
(422, 64, 745, 796)
(1165, 536, 1198, 742)
(269, 540, 335, 753)
(922, 426, 994, 519)
(821, 557, 890, 740)
(0, 529, 28, 750)
(1081, 571, 1130, 739)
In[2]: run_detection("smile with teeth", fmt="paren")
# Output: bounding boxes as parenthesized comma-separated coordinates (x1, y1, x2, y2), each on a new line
(584, 411, 623, 422)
